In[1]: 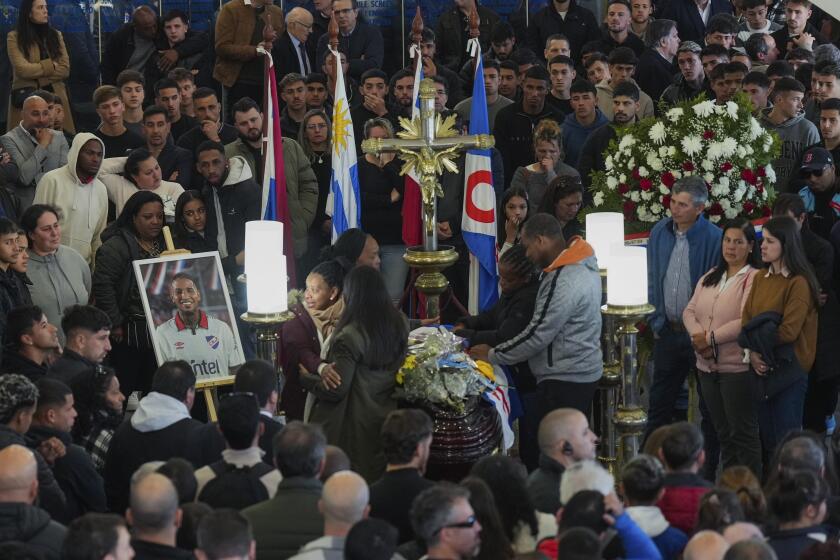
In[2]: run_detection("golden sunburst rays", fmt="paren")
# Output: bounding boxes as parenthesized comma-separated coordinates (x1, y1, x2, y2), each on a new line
(331, 99, 352, 153)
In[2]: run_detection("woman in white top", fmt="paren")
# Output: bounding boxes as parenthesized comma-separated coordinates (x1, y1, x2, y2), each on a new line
(99, 148, 184, 220)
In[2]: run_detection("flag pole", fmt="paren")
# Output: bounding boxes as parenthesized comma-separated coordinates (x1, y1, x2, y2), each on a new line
(260, 12, 278, 187)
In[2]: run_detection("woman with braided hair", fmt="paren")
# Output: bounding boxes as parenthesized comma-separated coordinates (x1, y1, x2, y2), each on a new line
(454, 243, 541, 469)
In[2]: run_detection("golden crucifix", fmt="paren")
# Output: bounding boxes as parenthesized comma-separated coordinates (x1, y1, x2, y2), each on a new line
(360, 78, 494, 252)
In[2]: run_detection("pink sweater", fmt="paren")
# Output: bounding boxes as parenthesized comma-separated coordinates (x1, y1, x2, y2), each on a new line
(683, 266, 757, 373)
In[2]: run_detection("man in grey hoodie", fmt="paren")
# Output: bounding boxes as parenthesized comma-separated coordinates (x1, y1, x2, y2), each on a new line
(103, 360, 212, 515)
(759, 77, 820, 192)
(471, 213, 603, 423)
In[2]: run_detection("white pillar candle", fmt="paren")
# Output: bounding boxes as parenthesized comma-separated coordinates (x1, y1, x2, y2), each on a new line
(586, 212, 624, 270)
(607, 245, 649, 307)
(245, 221, 288, 313)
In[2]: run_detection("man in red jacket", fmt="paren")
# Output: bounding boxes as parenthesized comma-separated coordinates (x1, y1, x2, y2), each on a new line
(657, 421, 713, 534)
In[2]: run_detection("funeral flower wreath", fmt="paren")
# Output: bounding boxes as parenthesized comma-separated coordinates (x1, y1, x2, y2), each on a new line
(588, 93, 780, 230)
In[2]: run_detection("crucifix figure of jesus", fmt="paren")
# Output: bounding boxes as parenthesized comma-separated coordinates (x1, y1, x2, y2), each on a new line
(361, 78, 494, 252)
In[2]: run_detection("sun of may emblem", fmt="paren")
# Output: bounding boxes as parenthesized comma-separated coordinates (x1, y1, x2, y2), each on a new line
(332, 99, 352, 152)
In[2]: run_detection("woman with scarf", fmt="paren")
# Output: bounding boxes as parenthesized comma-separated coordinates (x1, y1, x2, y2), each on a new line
(280, 260, 346, 421)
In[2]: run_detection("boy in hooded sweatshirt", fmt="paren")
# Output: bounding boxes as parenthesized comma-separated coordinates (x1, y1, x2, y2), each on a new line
(470, 213, 603, 422)
(622, 454, 688, 560)
(562, 80, 609, 168)
(33, 133, 107, 265)
(758, 77, 820, 193)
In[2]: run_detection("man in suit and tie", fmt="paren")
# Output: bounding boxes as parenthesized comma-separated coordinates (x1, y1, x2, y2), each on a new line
(276, 8, 316, 80)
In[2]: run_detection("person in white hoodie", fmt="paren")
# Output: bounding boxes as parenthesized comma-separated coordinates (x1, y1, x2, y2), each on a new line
(99, 148, 185, 220)
(33, 133, 107, 265)
(103, 360, 213, 516)
(621, 454, 688, 560)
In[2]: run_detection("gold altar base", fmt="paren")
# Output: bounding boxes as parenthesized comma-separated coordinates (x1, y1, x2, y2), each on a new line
(404, 245, 459, 319)
(597, 365, 622, 478)
(602, 303, 655, 472)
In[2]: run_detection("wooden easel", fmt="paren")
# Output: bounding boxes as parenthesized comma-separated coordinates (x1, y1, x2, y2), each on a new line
(159, 226, 235, 422)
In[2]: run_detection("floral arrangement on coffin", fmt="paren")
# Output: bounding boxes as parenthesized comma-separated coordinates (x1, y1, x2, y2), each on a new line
(587, 92, 780, 231)
(396, 329, 496, 414)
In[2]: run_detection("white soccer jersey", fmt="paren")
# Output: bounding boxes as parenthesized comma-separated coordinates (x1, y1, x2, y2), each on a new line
(155, 311, 244, 377)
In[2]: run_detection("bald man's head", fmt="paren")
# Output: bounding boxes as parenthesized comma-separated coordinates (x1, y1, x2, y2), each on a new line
(0, 445, 38, 504)
(286, 7, 314, 43)
(21, 96, 52, 131)
(685, 530, 730, 560)
(133, 6, 158, 40)
(320, 471, 369, 526)
(722, 539, 777, 560)
(128, 473, 180, 533)
(723, 522, 764, 545)
(538, 408, 598, 463)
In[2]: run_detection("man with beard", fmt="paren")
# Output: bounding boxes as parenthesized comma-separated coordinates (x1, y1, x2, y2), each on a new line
(592, 0, 645, 57)
(176, 88, 238, 158)
(155, 272, 243, 378)
(388, 69, 415, 121)
(1, 96, 69, 210)
(578, 82, 640, 193)
(411, 483, 482, 560)
(225, 97, 318, 263)
(140, 106, 192, 188)
(33, 134, 107, 264)
(154, 78, 197, 143)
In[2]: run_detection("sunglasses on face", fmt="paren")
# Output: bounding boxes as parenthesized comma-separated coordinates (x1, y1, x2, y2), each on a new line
(801, 166, 827, 178)
(434, 515, 477, 534)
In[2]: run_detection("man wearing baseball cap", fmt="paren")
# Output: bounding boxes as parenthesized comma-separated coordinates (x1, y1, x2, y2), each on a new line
(798, 146, 840, 241)
(0, 374, 66, 519)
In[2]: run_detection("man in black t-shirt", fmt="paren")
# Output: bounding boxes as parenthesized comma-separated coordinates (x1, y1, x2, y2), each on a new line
(92, 86, 144, 158)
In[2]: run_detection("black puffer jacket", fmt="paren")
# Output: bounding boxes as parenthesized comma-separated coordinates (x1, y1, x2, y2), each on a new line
(0, 502, 66, 560)
(456, 279, 540, 392)
(0, 425, 65, 522)
(92, 226, 161, 327)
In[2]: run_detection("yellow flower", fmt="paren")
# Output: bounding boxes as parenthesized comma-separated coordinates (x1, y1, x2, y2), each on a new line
(475, 360, 495, 382)
(396, 355, 416, 384)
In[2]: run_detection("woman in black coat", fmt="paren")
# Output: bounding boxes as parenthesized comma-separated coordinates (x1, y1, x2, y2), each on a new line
(455, 244, 540, 469)
(93, 191, 165, 396)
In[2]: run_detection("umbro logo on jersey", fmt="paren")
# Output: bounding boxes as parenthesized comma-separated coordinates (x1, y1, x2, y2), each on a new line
(206, 336, 220, 350)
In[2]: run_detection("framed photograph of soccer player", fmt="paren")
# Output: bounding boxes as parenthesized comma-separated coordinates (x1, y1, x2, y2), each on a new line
(133, 251, 245, 382)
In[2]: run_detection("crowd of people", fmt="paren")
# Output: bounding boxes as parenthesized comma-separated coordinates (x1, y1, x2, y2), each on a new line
(0, 0, 839, 558)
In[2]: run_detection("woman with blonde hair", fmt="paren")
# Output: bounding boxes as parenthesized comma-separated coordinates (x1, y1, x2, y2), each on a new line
(7, 0, 74, 133)
(509, 119, 579, 210)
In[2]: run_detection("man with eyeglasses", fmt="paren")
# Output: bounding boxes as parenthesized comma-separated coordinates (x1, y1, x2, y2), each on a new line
(154, 271, 244, 379)
(277, 8, 316, 79)
(797, 147, 840, 242)
(314, 0, 383, 82)
(411, 482, 482, 560)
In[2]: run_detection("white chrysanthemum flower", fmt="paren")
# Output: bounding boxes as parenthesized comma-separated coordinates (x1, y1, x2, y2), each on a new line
(745, 145, 754, 155)
(725, 207, 739, 219)
(660, 184, 669, 194)
(651, 203, 663, 214)
(619, 135, 636, 149)
(721, 137, 737, 157)
(702, 160, 714, 172)
(736, 146, 747, 158)
(704, 172, 715, 183)
(638, 166, 649, 177)
(620, 174, 627, 183)
(605, 156, 614, 170)
(649, 122, 667, 144)
(673, 170, 682, 179)
(682, 135, 703, 156)
(693, 100, 716, 117)
(593, 192, 605, 206)
(707, 143, 723, 160)
(711, 184, 726, 197)
(748, 117, 763, 141)
(669, 146, 676, 156)
(641, 191, 653, 201)
(765, 165, 776, 183)
(726, 101, 739, 119)
(659, 146, 670, 157)
(719, 176, 730, 188)
(630, 191, 640, 202)
(666, 107, 684, 121)
(607, 176, 618, 188)
(733, 186, 745, 202)
(721, 198, 731, 209)
(763, 134, 773, 151)
(650, 158, 664, 172)
(628, 158, 636, 169)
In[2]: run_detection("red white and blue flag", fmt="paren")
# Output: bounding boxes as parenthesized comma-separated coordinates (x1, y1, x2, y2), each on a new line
(402, 45, 425, 246)
(262, 51, 296, 286)
(462, 51, 499, 313)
